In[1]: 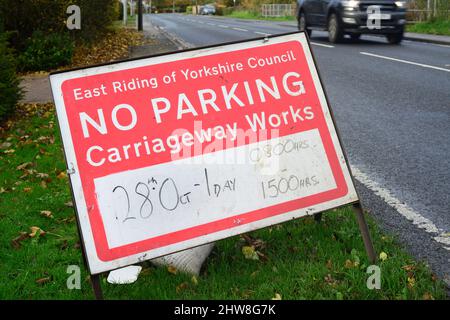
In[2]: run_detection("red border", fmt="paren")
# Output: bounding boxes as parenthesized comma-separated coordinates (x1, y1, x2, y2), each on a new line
(61, 40, 350, 262)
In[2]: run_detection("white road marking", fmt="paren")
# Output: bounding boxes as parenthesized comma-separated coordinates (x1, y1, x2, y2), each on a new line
(232, 27, 248, 32)
(360, 52, 450, 72)
(311, 42, 334, 48)
(218, 25, 229, 28)
(207, 23, 216, 26)
(436, 44, 450, 48)
(254, 31, 271, 36)
(351, 166, 450, 250)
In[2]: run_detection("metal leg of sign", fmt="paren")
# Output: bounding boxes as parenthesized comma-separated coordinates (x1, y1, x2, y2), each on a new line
(90, 274, 104, 300)
(73, 213, 105, 299)
(314, 212, 322, 223)
(352, 202, 377, 264)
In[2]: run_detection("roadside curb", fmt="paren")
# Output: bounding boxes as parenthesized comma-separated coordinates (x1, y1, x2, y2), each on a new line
(154, 25, 194, 50)
(404, 33, 450, 46)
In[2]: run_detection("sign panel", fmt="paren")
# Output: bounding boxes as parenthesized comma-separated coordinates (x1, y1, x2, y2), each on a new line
(50, 33, 358, 274)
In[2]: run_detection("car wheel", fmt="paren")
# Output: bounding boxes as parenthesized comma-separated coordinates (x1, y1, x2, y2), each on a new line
(298, 12, 312, 37)
(386, 32, 403, 44)
(328, 13, 343, 43)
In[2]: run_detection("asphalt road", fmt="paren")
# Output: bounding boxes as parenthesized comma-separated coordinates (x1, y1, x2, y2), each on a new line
(146, 13, 450, 286)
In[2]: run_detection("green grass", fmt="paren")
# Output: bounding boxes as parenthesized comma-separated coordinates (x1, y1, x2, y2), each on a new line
(113, 14, 138, 29)
(225, 10, 295, 22)
(0, 103, 447, 300)
(407, 19, 450, 36)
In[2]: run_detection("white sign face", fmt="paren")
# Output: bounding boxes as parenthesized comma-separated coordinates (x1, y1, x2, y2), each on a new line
(50, 33, 358, 274)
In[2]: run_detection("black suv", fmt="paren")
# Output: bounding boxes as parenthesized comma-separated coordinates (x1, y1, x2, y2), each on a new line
(296, 0, 407, 44)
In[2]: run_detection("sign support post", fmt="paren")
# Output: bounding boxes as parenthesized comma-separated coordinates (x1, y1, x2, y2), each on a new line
(352, 203, 377, 264)
(138, 0, 143, 31)
(90, 274, 104, 300)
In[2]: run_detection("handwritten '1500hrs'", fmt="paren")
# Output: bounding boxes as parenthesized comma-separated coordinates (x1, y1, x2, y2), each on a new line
(112, 177, 192, 223)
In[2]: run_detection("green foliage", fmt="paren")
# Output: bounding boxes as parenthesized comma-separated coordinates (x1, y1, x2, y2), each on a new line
(407, 19, 450, 36)
(0, 33, 22, 123)
(18, 31, 74, 71)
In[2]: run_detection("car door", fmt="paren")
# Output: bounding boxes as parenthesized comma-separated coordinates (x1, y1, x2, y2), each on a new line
(316, 0, 330, 26)
(302, 0, 320, 26)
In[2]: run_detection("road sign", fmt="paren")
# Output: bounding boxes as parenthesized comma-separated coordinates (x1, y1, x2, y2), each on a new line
(50, 33, 360, 275)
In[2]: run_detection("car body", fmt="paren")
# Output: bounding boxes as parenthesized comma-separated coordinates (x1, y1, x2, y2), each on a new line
(296, 0, 407, 44)
(200, 5, 216, 15)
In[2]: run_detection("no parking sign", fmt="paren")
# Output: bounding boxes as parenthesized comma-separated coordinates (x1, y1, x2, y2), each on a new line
(50, 32, 362, 275)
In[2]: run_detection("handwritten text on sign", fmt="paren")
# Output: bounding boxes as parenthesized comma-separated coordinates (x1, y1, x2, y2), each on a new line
(50, 33, 358, 274)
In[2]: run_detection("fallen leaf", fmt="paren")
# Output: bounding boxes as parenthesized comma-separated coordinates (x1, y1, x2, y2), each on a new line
(191, 276, 198, 286)
(176, 282, 189, 293)
(40, 210, 53, 218)
(23, 187, 32, 193)
(0, 142, 12, 149)
(324, 274, 338, 286)
(65, 201, 74, 208)
(242, 246, 259, 260)
(36, 277, 51, 285)
(407, 276, 415, 288)
(402, 265, 415, 272)
(422, 292, 434, 300)
(29, 226, 46, 238)
(271, 293, 282, 300)
(3, 149, 15, 154)
(326, 259, 333, 270)
(167, 265, 178, 275)
(57, 171, 67, 179)
(242, 234, 266, 250)
(379, 251, 388, 262)
(345, 259, 354, 269)
(36, 172, 49, 179)
(11, 232, 29, 249)
(0, 187, 6, 194)
(241, 289, 254, 299)
(16, 162, 32, 170)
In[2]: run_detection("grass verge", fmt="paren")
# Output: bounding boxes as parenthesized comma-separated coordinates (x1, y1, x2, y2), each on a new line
(0, 103, 447, 299)
(225, 10, 295, 22)
(406, 19, 450, 36)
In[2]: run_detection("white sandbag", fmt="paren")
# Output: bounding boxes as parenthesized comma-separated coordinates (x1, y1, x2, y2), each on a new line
(151, 243, 215, 276)
(107, 265, 142, 284)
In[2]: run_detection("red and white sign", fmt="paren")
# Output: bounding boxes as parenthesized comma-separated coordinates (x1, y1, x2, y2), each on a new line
(50, 33, 358, 274)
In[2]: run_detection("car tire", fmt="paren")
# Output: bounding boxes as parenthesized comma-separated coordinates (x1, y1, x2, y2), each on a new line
(328, 13, 343, 43)
(386, 32, 403, 44)
(298, 12, 312, 37)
